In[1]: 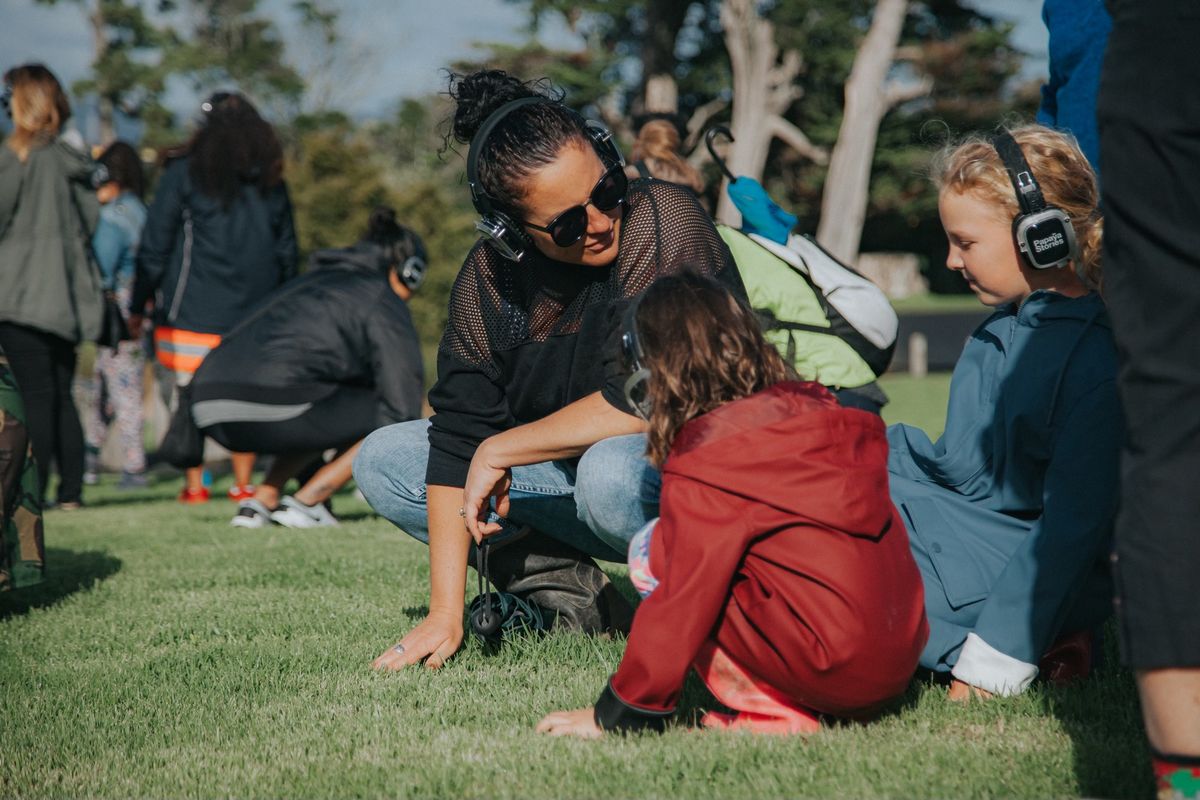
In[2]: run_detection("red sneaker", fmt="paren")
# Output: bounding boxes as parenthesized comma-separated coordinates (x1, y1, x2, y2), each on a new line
(179, 486, 211, 504)
(227, 485, 256, 502)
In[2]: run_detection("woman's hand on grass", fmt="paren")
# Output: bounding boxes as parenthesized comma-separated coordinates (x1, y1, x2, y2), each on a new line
(536, 708, 604, 739)
(372, 609, 463, 671)
(948, 678, 994, 702)
(462, 440, 512, 544)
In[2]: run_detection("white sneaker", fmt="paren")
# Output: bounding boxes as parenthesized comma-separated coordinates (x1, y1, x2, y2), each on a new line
(231, 498, 274, 528)
(270, 495, 339, 528)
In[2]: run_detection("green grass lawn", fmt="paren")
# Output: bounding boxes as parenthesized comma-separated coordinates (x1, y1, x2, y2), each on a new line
(1, 377, 1151, 799)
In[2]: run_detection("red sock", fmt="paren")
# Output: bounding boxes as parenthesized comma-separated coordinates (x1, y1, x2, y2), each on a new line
(1153, 751, 1200, 800)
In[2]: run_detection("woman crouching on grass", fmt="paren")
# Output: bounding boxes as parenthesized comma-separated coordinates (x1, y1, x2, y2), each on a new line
(538, 272, 929, 737)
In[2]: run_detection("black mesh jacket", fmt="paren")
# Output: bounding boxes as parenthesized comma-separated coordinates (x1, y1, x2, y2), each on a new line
(426, 179, 745, 487)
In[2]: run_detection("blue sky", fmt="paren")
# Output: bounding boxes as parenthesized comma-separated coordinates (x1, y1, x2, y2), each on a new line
(0, 0, 1047, 136)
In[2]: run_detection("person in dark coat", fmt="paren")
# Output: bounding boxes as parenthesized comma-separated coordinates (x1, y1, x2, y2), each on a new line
(132, 91, 298, 505)
(0, 64, 104, 508)
(537, 272, 928, 738)
(190, 207, 426, 529)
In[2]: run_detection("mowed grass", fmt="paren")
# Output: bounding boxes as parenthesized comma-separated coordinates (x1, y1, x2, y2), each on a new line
(1, 375, 1151, 799)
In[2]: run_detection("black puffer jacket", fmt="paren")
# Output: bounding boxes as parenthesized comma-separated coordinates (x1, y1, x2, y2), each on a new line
(133, 156, 298, 334)
(191, 244, 424, 427)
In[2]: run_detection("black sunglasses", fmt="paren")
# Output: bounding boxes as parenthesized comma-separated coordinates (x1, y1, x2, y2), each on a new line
(520, 164, 628, 248)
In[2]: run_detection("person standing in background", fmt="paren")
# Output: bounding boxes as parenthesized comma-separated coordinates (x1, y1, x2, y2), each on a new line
(0, 64, 104, 510)
(624, 118, 705, 196)
(84, 142, 148, 489)
(1099, 2, 1200, 798)
(0, 347, 45, 591)
(132, 92, 298, 505)
(1037, 0, 1111, 172)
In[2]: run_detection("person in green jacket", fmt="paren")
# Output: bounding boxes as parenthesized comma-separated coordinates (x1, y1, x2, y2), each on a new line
(889, 125, 1118, 700)
(0, 64, 104, 508)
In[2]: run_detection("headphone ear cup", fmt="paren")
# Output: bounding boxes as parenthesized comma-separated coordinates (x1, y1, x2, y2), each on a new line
(584, 119, 625, 168)
(475, 210, 537, 263)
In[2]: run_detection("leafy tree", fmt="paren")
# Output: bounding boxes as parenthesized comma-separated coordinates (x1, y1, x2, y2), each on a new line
(164, 0, 307, 116)
(36, 0, 171, 144)
(496, 0, 1033, 279)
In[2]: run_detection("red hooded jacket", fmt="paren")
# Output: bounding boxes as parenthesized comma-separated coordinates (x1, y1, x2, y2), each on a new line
(601, 382, 928, 727)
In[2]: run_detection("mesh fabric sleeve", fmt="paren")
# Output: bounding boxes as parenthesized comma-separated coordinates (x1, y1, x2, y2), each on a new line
(425, 245, 515, 488)
(601, 180, 744, 412)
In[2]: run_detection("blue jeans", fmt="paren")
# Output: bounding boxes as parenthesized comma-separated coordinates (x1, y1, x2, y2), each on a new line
(352, 419, 661, 563)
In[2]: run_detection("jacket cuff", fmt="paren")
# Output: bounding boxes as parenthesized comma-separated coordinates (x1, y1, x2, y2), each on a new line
(593, 680, 673, 734)
(951, 632, 1038, 696)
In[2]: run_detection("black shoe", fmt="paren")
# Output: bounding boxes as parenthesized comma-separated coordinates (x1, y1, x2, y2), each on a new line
(480, 532, 635, 636)
(467, 590, 550, 642)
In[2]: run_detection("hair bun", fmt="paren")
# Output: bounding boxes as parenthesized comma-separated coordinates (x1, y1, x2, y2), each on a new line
(447, 69, 561, 145)
(366, 205, 400, 240)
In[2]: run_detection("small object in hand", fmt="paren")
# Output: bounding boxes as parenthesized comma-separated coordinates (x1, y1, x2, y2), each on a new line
(392, 643, 406, 655)
(458, 507, 466, 518)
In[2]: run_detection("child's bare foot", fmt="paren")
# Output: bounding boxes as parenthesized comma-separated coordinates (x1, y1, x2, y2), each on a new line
(536, 708, 603, 739)
(948, 678, 994, 702)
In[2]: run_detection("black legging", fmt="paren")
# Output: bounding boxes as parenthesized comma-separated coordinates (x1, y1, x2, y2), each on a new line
(0, 323, 86, 504)
(201, 384, 379, 455)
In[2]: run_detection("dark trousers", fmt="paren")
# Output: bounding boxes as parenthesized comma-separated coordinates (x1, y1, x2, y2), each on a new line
(1099, 0, 1200, 668)
(0, 323, 86, 504)
(202, 385, 379, 455)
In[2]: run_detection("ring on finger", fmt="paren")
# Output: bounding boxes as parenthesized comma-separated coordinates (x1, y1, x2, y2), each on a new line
(392, 643, 406, 655)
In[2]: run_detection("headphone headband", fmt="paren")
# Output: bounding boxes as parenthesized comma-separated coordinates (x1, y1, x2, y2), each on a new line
(463, 93, 625, 263)
(992, 132, 1047, 215)
(990, 131, 1078, 272)
(466, 96, 548, 216)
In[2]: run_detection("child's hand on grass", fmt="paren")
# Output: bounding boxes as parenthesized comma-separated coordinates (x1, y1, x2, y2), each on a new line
(372, 609, 463, 671)
(536, 708, 604, 739)
(948, 678, 994, 702)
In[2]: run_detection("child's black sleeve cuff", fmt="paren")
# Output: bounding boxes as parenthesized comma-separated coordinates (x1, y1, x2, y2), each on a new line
(593, 680, 673, 734)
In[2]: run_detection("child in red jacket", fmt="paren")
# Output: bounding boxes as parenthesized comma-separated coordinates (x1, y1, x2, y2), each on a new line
(537, 272, 928, 737)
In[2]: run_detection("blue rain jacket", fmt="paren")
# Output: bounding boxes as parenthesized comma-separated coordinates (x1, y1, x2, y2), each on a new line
(887, 291, 1120, 671)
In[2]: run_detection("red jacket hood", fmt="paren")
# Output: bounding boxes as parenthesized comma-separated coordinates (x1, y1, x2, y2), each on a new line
(662, 381, 894, 539)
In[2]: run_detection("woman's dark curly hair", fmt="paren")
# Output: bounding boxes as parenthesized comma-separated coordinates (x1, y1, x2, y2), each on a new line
(446, 69, 592, 214)
(170, 92, 283, 208)
(636, 271, 795, 468)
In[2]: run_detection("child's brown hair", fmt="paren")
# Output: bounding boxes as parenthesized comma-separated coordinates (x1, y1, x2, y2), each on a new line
(634, 271, 794, 467)
(932, 124, 1103, 291)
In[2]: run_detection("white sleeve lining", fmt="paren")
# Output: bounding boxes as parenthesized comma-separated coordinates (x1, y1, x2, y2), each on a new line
(951, 632, 1038, 696)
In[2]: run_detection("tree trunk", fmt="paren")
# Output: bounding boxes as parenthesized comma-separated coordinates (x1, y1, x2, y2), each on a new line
(715, 0, 825, 226)
(636, 0, 690, 116)
(815, 0, 910, 265)
(89, 1, 115, 144)
(643, 74, 678, 115)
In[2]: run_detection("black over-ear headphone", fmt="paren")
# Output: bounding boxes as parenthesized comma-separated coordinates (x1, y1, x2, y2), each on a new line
(466, 96, 625, 263)
(992, 132, 1078, 270)
(395, 228, 428, 292)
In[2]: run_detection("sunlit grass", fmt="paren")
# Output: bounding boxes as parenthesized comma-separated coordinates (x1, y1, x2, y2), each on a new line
(0, 377, 1151, 798)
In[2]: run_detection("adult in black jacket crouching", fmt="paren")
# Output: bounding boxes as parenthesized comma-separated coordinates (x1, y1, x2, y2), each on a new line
(191, 207, 426, 528)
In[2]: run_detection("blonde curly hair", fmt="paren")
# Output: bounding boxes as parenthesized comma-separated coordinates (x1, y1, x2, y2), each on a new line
(932, 124, 1103, 291)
